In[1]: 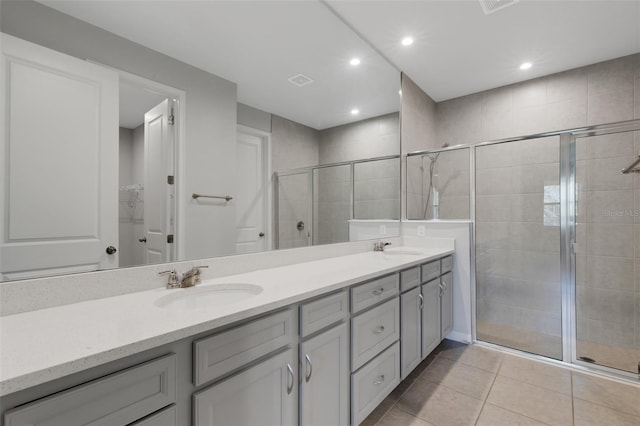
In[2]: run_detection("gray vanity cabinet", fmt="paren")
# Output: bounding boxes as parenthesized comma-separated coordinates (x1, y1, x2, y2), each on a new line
(421, 278, 442, 357)
(440, 271, 453, 338)
(192, 348, 298, 426)
(3, 354, 177, 426)
(400, 285, 421, 379)
(299, 322, 349, 426)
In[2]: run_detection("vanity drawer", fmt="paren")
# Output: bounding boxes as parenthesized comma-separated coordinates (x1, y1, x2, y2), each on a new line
(351, 273, 399, 314)
(4, 354, 176, 426)
(351, 342, 400, 426)
(351, 298, 400, 370)
(400, 266, 420, 292)
(194, 309, 294, 386)
(421, 260, 441, 283)
(130, 405, 177, 426)
(300, 290, 348, 338)
(441, 255, 453, 274)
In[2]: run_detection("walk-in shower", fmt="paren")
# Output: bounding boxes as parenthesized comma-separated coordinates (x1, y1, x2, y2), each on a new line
(275, 155, 400, 249)
(407, 119, 640, 380)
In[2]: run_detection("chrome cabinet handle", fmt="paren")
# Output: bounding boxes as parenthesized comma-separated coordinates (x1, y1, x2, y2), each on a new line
(286, 363, 294, 395)
(418, 293, 424, 310)
(373, 375, 385, 385)
(305, 354, 313, 382)
(372, 288, 385, 296)
(373, 325, 385, 334)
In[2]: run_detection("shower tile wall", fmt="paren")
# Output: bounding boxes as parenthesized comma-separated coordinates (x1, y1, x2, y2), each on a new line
(406, 149, 470, 220)
(435, 53, 640, 146)
(277, 173, 310, 250)
(475, 136, 562, 359)
(118, 125, 145, 268)
(354, 158, 400, 220)
(575, 131, 640, 373)
(313, 165, 351, 245)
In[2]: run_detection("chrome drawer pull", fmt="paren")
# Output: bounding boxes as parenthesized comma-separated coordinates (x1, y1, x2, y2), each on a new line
(418, 293, 424, 310)
(286, 363, 294, 394)
(373, 375, 385, 385)
(373, 325, 385, 334)
(305, 354, 313, 382)
(372, 288, 385, 296)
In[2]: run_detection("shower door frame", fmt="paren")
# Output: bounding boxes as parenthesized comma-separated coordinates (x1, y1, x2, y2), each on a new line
(408, 119, 640, 381)
(565, 120, 640, 379)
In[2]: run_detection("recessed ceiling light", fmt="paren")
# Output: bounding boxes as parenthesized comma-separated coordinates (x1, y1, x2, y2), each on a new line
(401, 37, 414, 46)
(350, 58, 361, 66)
(351, 109, 360, 115)
(519, 62, 532, 70)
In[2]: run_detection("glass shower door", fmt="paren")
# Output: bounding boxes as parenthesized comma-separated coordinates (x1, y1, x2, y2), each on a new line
(574, 130, 640, 374)
(475, 136, 563, 359)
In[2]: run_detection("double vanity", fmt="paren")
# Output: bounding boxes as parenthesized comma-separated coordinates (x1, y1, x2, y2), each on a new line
(1, 246, 454, 425)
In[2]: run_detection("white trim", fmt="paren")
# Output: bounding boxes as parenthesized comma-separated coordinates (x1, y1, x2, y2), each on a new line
(236, 124, 272, 252)
(88, 61, 187, 262)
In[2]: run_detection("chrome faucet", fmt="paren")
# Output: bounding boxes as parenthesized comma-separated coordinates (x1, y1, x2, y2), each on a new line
(159, 266, 208, 289)
(373, 241, 391, 252)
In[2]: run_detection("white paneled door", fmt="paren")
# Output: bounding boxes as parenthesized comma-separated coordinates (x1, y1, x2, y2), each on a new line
(143, 99, 174, 264)
(0, 34, 119, 280)
(235, 128, 267, 254)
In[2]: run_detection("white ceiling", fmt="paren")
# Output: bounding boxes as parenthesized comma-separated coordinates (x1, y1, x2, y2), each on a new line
(328, 0, 640, 101)
(38, 0, 640, 122)
(119, 83, 166, 129)
(38, 0, 400, 130)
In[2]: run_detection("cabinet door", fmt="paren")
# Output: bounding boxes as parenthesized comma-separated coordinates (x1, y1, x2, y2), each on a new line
(421, 279, 441, 359)
(299, 323, 349, 426)
(400, 287, 421, 379)
(193, 349, 297, 426)
(441, 272, 453, 338)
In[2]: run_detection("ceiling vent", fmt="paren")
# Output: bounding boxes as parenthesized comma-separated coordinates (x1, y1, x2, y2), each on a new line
(479, 0, 519, 15)
(288, 73, 314, 87)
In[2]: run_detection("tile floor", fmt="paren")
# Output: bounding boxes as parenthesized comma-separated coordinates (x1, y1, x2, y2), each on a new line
(362, 340, 640, 426)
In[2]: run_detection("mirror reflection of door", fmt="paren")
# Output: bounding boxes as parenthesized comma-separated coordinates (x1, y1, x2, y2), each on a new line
(0, 34, 119, 280)
(235, 127, 269, 255)
(118, 83, 176, 267)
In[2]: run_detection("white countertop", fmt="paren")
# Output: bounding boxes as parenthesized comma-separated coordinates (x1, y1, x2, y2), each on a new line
(0, 246, 452, 396)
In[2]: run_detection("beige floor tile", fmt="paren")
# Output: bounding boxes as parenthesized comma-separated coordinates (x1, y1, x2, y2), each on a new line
(437, 344, 504, 373)
(572, 373, 640, 417)
(499, 354, 571, 395)
(487, 376, 573, 426)
(419, 356, 496, 400)
(476, 404, 550, 426)
(396, 379, 484, 426)
(574, 398, 640, 426)
(376, 407, 435, 426)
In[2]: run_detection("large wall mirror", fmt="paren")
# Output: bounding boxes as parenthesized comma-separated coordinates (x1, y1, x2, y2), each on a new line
(0, 0, 400, 281)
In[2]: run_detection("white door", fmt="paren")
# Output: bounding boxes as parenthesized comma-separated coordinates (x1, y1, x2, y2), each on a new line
(0, 34, 119, 280)
(143, 99, 174, 264)
(235, 129, 267, 254)
(299, 323, 349, 426)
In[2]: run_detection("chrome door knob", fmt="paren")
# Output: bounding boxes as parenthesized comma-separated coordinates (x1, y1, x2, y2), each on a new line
(105, 246, 117, 255)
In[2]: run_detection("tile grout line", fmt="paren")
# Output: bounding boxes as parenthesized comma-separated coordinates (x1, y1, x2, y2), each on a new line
(473, 353, 504, 425)
(571, 371, 575, 426)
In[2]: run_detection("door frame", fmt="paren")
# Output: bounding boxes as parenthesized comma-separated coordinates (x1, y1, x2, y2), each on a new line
(236, 124, 272, 251)
(109, 67, 187, 262)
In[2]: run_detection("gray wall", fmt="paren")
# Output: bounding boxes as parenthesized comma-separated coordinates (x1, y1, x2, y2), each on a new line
(401, 74, 437, 219)
(237, 103, 271, 133)
(1, 0, 238, 261)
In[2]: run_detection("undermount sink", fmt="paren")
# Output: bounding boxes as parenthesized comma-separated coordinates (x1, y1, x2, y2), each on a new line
(380, 250, 423, 256)
(154, 283, 263, 310)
